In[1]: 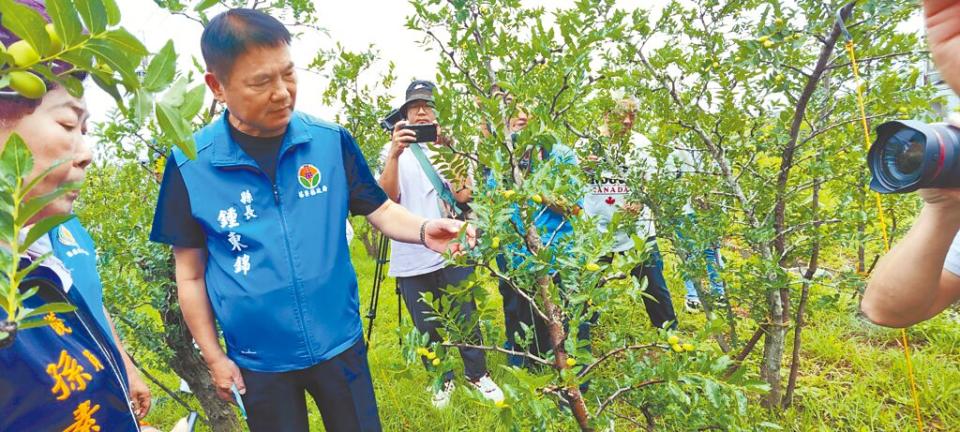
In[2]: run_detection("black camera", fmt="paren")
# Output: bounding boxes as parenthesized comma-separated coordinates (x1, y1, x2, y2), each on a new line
(380, 108, 403, 132)
(403, 123, 438, 143)
(867, 120, 960, 193)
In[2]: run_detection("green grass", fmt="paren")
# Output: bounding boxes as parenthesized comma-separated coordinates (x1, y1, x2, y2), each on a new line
(136, 240, 960, 431)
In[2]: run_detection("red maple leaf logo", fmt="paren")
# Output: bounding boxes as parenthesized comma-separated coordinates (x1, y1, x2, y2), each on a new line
(605, 196, 616, 205)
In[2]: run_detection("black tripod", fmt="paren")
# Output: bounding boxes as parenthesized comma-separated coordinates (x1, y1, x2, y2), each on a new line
(365, 232, 403, 346)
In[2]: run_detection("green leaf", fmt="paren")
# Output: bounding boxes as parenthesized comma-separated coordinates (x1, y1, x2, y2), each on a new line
(131, 88, 154, 125)
(22, 302, 77, 319)
(22, 213, 75, 252)
(31, 63, 84, 98)
(102, 28, 149, 57)
(101, 0, 120, 26)
(160, 77, 188, 106)
(58, 48, 96, 71)
(0, 133, 32, 186)
(0, 0, 51, 56)
(17, 286, 38, 302)
(0, 209, 11, 245)
(85, 39, 139, 88)
(46, 0, 85, 46)
(194, 0, 219, 12)
(14, 255, 48, 287)
(16, 182, 81, 226)
(156, 101, 197, 159)
(143, 40, 177, 92)
(17, 317, 48, 330)
(181, 84, 207, 120)
(90, 70, 123, 106)
(74, 0, 107, 34)
(20, 158, 68, 202)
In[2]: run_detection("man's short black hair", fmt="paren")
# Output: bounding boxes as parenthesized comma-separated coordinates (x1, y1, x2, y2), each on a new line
(200, 8, 291, 80)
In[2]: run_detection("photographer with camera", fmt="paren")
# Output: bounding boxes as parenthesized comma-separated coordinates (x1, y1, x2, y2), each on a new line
(861, 0, 960, 327)
(378, 80, 504, 408)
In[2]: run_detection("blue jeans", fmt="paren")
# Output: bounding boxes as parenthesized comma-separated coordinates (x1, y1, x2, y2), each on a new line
(683, 246, 724, 300)
(676, 214, 725, 301)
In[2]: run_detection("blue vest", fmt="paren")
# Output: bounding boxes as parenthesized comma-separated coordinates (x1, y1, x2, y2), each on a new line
(172, 111, 360, 372)
(0, 261, 138, 431)
(50, 217, 113, 339)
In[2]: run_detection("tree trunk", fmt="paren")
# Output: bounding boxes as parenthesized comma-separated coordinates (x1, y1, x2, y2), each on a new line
(525, 226, 593, 431)
(759, 289, 787, 407)
(356, 221, 381, 259)
(784, 150, 823, 408)
(161, 273, 241, 431)
(542, 285, 592, 432)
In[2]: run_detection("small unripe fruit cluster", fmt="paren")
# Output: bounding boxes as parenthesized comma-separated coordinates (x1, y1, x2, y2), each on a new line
(416, 347, 441, 365)
(3, 38, 48, 99)
(667, 335, 695, 353)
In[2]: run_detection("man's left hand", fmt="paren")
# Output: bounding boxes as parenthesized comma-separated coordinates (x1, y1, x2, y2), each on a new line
(621, 202, 643, 215)
(424, 219, 477, 254)
(128, 371, 152, 419)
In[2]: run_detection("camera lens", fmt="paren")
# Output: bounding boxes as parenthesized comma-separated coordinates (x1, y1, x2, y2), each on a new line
(868, 120, 960, 193)
(880, 129, 925, 183)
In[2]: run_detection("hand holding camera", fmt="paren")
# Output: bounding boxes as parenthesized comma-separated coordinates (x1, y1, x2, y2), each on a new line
(390, 121, 441, 160)
(389, 120, 416, 160)
(866, 2, 960, 197)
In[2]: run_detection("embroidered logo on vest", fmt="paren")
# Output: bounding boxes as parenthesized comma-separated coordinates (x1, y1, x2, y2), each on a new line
(297, 164, 328, 199)
(58, 225, 89, 258)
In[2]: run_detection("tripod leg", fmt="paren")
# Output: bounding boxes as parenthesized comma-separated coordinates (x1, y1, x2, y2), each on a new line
(366, 233, 389, 344)
(397, 278, 403, 347)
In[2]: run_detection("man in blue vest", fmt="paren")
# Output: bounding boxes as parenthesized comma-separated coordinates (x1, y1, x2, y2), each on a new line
(149, 9, 474, 431)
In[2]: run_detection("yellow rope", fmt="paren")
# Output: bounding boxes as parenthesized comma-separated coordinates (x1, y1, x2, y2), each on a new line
(845, 40, 924, 431)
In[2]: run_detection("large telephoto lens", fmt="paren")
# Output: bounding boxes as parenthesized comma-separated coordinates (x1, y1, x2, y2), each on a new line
(867, 120, 960, 193)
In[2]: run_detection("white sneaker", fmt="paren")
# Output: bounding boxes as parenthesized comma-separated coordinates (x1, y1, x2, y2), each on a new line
(431, 380, 455, 409)
(469, 374, 505, 403)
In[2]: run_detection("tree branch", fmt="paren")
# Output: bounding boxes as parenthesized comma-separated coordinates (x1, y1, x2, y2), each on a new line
(481, 262, 553, 324)
(578, 343, 666, 378)
(440, 341, 552, 366)
(423, 30, 486, 94)
(594, 380, 666, 418)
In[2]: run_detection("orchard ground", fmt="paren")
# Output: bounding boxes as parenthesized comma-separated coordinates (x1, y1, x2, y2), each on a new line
(133, 232, 960, 431)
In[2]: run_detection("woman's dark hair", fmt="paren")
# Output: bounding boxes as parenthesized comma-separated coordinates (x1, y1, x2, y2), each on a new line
(200, 8, 291, 81)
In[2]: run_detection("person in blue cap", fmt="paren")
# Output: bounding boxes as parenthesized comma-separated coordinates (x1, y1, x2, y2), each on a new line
(149, 9, 475, 431)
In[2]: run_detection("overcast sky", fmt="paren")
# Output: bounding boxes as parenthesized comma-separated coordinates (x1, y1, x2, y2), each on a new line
(88, 0, 661, 128)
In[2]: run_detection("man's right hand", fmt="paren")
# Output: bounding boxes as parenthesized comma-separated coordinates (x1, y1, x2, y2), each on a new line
(390, 120, 417, 159)
(207, 356, 245, 403)
(926, 1, 960, 95)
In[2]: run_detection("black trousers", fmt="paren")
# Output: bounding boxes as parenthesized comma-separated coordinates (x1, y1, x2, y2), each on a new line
(496, 256, 592, 359)
(239, 338, 381, 432)
(601, 242, 679, 330)
(397, 266, 487, 381)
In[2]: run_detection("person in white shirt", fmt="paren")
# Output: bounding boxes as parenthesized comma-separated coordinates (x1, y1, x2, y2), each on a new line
(582, 98, 680, 329)
(378, 80, 503, 408)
